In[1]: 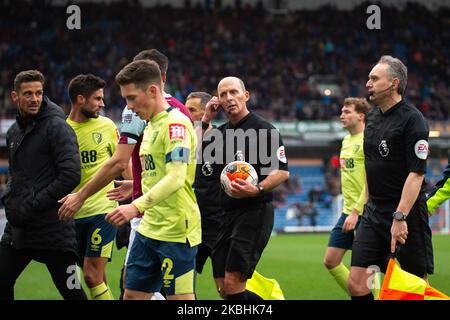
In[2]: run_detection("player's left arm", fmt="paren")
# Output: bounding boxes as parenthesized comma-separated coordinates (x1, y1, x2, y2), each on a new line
(342, 183, 366, 232)
(106, 161, 187, 227)
(391, 112, 429, 252)
(106, 121, 192, 226)
(132, 161, 187, 211)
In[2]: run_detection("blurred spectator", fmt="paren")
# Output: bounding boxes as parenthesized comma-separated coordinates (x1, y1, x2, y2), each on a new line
(272, 184, 288, 207)
(0, 2, 448, 122)
(291, 201, 318, 227)
(308, 185, 324, 203)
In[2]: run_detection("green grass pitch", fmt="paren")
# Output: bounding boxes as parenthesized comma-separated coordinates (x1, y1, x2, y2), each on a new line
(12, 233, 450, 300)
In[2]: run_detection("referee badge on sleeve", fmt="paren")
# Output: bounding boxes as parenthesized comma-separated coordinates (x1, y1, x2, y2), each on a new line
(414, 140, 428, 160)
(277, 146, 287, 163)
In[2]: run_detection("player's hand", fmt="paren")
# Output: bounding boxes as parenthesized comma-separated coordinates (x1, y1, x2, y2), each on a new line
(390, 220, 408, 253)
(107, 180, 133, 202)
(202, 96, 221, 123)
(342, 210, 359, 233)
(58, 192, 84, 221)
(106, 204, 139, 227)
(229, 178, 259, 199)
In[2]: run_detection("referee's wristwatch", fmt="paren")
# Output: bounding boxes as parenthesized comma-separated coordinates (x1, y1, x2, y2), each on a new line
(392, 211, 407, 221)
(256, 183, 265, 195)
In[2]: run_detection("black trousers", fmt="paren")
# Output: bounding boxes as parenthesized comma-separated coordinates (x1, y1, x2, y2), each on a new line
(0, 243, 87, 300)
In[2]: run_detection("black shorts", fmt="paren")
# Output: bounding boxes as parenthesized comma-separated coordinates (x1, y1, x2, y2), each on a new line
(351, 197, 434, 277)
(200, 206, 225, 249)
(195, 243, 212, 274)
(212, 202, 274, 279)
(195, 207, 225, 274)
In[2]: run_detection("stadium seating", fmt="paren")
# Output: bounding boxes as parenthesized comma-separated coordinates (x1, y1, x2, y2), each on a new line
(274, 162, 449, 232)
(274, 165, 337, 231)
(0, 1, 448, 123)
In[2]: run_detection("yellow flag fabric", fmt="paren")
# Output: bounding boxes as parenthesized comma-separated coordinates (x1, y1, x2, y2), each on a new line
(379, 258, 450, 300)
(246, 270, 285, 300)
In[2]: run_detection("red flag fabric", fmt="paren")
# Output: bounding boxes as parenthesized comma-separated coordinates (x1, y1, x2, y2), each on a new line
(379, 258, 450, 300)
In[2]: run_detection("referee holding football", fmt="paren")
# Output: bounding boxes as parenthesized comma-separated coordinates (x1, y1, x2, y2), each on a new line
(200, 77, 289, 300)
(348, 56, 434, 300)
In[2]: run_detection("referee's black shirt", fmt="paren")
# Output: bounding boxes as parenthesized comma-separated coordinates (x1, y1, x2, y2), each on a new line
(216, 111, 289, 210)
(364, 100, 429, 202)
(193, 126, 222, 211)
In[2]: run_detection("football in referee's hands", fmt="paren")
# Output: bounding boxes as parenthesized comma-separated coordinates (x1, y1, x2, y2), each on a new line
(220, 160, 258, 198)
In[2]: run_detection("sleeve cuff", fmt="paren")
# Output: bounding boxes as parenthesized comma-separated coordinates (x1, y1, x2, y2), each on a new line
(132, 198, 147, 213)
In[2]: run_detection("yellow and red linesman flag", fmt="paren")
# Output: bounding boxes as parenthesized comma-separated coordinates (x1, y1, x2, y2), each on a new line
(379, 258, 450, 300)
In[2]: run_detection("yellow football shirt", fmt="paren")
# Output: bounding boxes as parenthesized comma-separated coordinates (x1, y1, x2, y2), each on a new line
(137, 108, 201, 246)
(67, 116, 119, 219)
(340, 132, 366, 215)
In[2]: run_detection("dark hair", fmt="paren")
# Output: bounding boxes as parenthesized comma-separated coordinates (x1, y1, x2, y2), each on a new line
(133, 49, 169, 74)
(115, 60, 161, 90)
(344, 97, 372, 121)
(186, 91, 212, 109)
(68, 74, 106, 103)
(14, 70, 45, 91)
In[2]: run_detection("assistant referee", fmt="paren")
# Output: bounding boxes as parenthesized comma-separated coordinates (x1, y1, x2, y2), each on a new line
(348, 56, 433, 300)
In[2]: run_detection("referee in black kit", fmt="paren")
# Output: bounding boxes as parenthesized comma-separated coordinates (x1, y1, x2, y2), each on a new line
(348, 56, 433, 300)
(200, 77, 289, 300)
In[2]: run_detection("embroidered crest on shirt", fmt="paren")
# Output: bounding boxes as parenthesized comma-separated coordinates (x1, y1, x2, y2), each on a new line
(92, 132, 102, 144)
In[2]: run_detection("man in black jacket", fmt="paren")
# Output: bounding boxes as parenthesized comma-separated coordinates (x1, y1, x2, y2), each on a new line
(0, 70, 87, 300)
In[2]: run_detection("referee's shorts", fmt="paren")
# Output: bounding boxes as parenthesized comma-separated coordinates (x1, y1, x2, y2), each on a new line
(195, 207, 224, 274)
(212, 202, 274, 280)
(351, 196, 434, 277)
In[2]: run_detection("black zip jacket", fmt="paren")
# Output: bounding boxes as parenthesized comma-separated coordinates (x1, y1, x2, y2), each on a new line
(1, 96, 81, 256)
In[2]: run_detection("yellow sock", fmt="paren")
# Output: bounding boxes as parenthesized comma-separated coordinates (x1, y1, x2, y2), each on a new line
(371, 272, 381, 300)
(106, 284, 115, 300)
(329, 263, 350, 294)
(90, 282, 114, 300)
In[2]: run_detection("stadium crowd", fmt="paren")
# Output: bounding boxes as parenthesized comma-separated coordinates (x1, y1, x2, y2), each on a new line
(0, 0, 448, 122)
